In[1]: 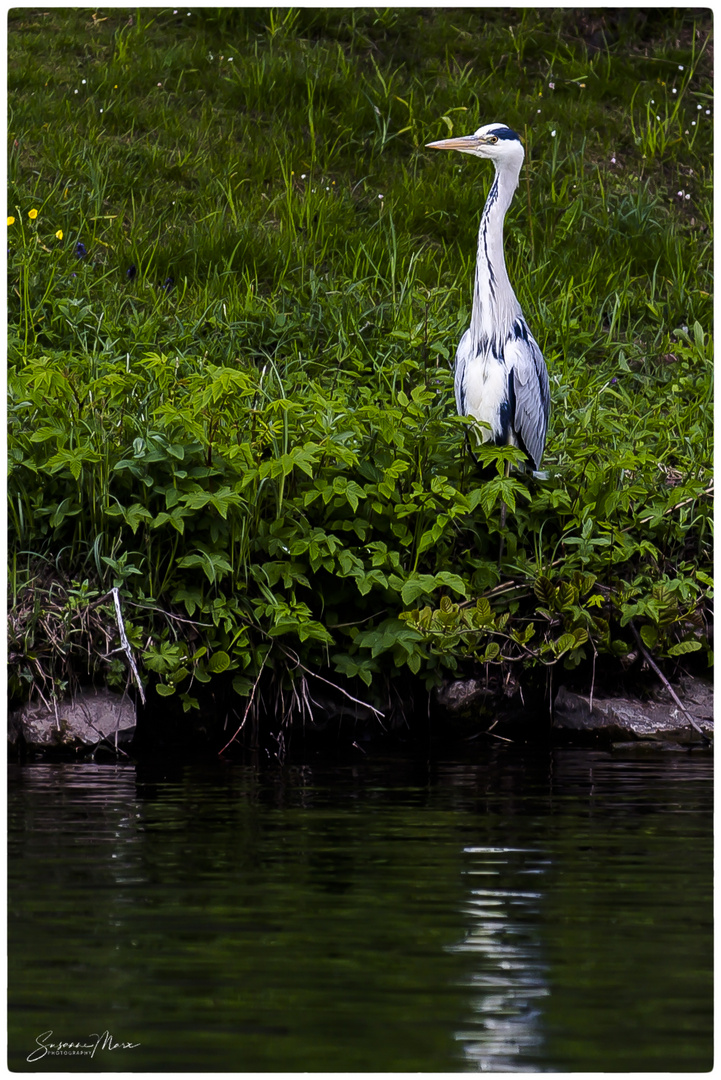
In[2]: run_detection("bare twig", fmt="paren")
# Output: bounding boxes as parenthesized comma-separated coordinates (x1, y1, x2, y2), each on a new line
(629, 619, 711, 743)
(97, 588, 146, 705)
(486, 729, 513, 743)
(638, 482, 713, 526)
(589, 642, 597, 714)
(125, 600, 214, 628)
(218, 650, 270, 755)
(278, 643, 386, 722)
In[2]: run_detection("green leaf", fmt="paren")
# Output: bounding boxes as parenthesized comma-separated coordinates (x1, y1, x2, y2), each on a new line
(434, 572, 468, 598)
(401, 574, 437, 606)
(208, 650, 231, 673)
(667, 639, 703, 656)
(475, 597, 492, 623)
(555, 633, 577, 656)
(556, 582, 578, 609)
(483, 642, 501, 662)
(534, 575, 556, 607)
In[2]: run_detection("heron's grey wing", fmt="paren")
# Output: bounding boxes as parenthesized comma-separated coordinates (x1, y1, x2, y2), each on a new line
(454, 329, 473, 415)
(505, 329, 550, 470)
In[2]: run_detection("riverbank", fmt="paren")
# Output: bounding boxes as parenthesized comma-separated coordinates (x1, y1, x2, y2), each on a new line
(8, 10, 713, 744)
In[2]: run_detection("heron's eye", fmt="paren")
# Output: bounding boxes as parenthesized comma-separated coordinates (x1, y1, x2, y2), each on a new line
(487, 135, 498, 144)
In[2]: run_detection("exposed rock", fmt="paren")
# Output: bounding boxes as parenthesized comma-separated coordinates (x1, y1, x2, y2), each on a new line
(9, 689, 136, 751)
(435, 677, 497, 715)
(553, 676, 713, 745)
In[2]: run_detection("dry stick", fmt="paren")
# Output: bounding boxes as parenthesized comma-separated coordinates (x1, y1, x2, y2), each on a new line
(629, 619, 711, 743)
(279, 643, 386, 723)
(589, 643, 598, 714)
(110, 587, 146, 706)
(218, 650, 270, 756)
(637, 482, 713, 527)
(90, 588, 146, 704)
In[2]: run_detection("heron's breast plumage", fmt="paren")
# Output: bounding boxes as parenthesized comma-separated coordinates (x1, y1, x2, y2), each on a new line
(462, 336, 515, 446)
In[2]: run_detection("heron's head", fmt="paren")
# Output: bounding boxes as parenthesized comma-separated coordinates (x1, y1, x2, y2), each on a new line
(426, 123, 524, 168)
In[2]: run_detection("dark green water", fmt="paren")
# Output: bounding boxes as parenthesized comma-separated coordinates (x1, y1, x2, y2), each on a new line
(8, 747, 712, 1072)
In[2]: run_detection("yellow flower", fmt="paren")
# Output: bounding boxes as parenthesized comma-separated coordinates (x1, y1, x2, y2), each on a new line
(56, 229, 63, 240)
(28, 208, 38, 220)
(7, 216, 15, 226)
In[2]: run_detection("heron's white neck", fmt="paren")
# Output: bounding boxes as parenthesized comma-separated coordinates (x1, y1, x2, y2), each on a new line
(469, 160, 522, 351)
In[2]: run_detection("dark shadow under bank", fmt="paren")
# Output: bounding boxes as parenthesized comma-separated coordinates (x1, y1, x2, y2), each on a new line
(9, 658, 712, 766)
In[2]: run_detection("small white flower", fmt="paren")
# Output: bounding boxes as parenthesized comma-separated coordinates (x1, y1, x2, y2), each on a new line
(677, 190, 684, 196)
(657, 115, 661, 121)
(378, 193, 384, 200)
(679, 64, 684, 70)
(697, 104, 702, 110)
(301, 173, 306, 179)
(672, 88, 677, 94)
(99, 108, 103, 113)
(651, 99, 654, 104)
(685, 193, 690, 200)
(228, 57, 233, 62)
(157, 82, 162, 87)
(550, 129, 556, 137)
(548, 82, 555, 90)
(705, 109, 711, 115)
(692, 121, 696, 126)
(611, 156, 616, 164)
(82, 79, 86, 84)
(74, 89, 78, 94)
(537, 108, 541, 113)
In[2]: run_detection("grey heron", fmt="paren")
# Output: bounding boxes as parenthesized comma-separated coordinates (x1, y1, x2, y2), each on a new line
(426, 123, 550, 472)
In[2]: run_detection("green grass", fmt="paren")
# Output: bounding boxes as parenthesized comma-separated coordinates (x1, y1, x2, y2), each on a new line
(7, 8, 713, 729)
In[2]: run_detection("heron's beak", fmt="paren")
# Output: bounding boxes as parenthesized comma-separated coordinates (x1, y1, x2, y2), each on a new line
(425, 135, 480, 153)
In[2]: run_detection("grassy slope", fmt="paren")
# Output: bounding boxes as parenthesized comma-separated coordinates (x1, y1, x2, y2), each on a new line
(7, 8, 713, 728)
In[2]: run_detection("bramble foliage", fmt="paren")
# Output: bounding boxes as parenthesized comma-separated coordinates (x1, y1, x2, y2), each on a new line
(7, 9, 713, 717)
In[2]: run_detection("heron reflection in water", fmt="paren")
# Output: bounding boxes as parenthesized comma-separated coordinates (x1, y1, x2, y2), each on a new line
(447, 843, 550, 1070)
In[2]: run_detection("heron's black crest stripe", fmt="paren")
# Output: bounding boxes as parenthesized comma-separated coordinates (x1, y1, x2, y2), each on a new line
(491, 127, 522, 142)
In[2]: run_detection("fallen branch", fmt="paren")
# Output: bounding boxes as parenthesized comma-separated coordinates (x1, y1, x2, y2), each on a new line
(629, 619, 711, 743)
